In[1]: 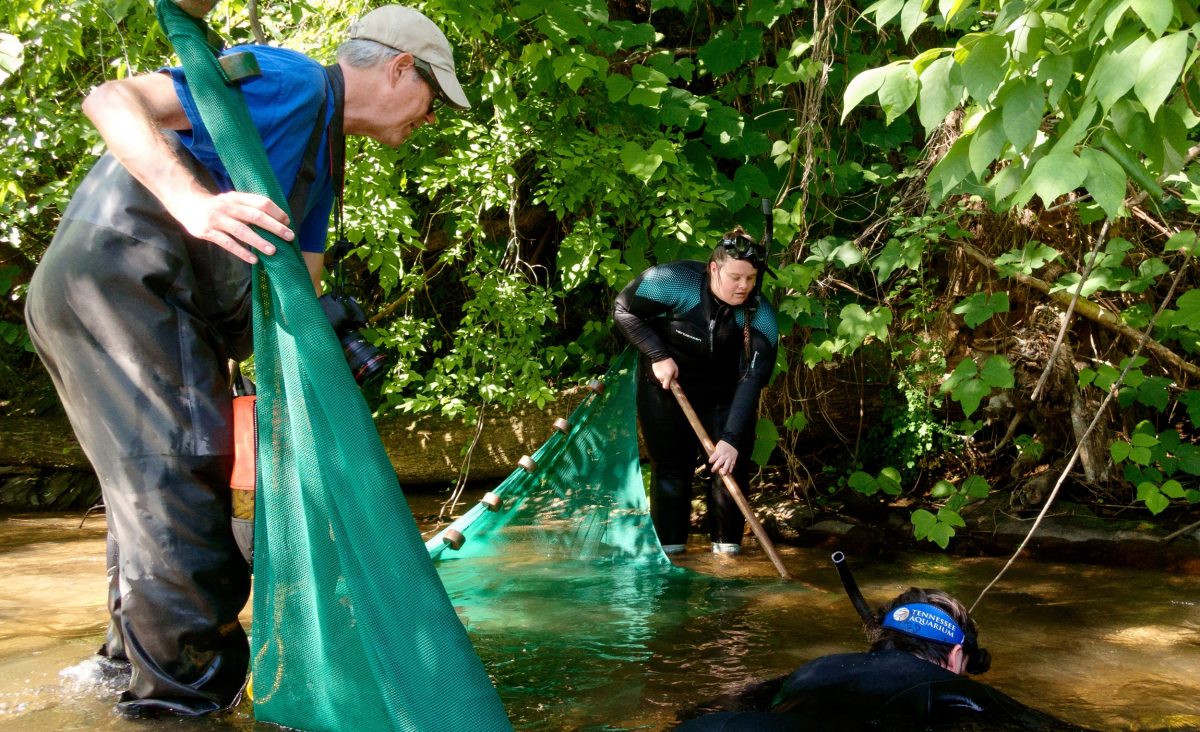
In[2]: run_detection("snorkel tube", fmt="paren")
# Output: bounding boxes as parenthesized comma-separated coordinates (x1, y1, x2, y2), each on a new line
(831, 551, 873, 625)
(759, 197, 772, 263)
(830, 551, 992, 674)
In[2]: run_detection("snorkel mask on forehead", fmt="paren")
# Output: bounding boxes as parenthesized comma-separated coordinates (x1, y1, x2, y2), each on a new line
(831, 552, 992, 675)
(716, 198, 773, 275)
(718, 234, 767, 265)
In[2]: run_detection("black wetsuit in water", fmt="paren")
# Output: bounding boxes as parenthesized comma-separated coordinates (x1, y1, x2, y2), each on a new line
(613, 260, 778, 547)
(674, 649, 1086, 731)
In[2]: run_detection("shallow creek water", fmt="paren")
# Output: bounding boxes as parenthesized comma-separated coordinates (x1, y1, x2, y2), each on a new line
(1, 499, 1198, 731)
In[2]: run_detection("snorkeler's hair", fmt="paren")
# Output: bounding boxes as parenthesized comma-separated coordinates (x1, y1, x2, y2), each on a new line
(868, 587, 990, 673)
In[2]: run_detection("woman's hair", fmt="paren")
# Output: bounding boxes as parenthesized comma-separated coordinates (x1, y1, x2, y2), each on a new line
(336, 38, 403, 69)
(867, 587, 980, 669)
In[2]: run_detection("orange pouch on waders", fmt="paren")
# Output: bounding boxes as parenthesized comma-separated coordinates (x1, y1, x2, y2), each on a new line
(230, 394, 256, 564)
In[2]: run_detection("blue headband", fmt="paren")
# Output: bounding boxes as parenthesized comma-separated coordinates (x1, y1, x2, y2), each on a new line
(881, 603, 965, 645)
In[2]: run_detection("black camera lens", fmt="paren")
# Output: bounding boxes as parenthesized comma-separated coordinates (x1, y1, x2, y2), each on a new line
(319, 292, 388, 386)
(339, 332, 388, 386)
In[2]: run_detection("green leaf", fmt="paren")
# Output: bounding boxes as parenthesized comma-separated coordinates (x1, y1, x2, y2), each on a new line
(1138, 483, 1169, 514)
(808, 238, 863, 268)
(1110, 440, 1132, 463)
(606, 74, 633, 102)
(1038, 53, 1074, 107)
(980, 355, 1014, 388)
(1001, 76, 1045, 152)
(541, 4, 591, 40)
(1051, 98, 1097, 156)
(968, 109, 1006, 179)
(849, 470, 880, 496)
(1007, 11, 1045, 66)
(1080, 148, 1128, 218)
(962, 474, 991, 498)
(873, 238, 924, 281)
(1023, 152, 1088, 209)
(843, 66, 890, 120)
(1130, 0, 1174, 36)
(752, 419, 780, 466)
(1161, 480, 1185, 499)
(952, 377, 990, 417)
(937, 507, 966, 528)
(698, 26, 763, 77)
(995, 240, 1061, 276)
(941, 358, 978, 393)
(940, 0, 970, 23)
(837, 303, 892, 347)
(1134, 376, 1171, 411)
(930, 479, 956, 498)
(0, 33, 22, 85)
(917, 55, 960, 134)
(878, 467, 903, 496)
(803, 340, 838, 366)
(1173, 290, 1200, 325)
(1164, 230, 1199, 256)
(1131, 432, 1159, 448)
(911, 509, 937, 538)
(878, 64, 919, 125)
(865, 0, 905, 27)
(627, 86, 662, 108)
(957, 33, 1007, 101)
(1090, 36, 1150, 111)
(784, 411, 809, 432)
(928, 136, 973, 202)
(900, 0, 927, 41)
(620, 142, 663, 183)
(929, 522, 955, 548)
(953, 291, 1010, 328)
(1180, 391, 1200, 429)
(1135, 32, 1189, 120)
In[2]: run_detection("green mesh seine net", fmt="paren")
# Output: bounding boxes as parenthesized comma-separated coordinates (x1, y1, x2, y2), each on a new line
(427, 348, 667, 566)
(155, 4, 511, 729)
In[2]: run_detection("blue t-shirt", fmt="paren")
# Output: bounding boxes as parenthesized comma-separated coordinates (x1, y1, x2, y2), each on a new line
(168, 45, 334, 254)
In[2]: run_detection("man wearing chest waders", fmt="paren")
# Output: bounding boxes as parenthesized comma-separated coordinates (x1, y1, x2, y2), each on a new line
(614, 229, 779, 557)
(24, 5, 469, 718)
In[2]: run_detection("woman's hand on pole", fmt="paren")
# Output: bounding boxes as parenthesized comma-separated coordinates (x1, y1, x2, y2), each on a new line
(708, 440, 738, 476)
(651, 358, 678, 390)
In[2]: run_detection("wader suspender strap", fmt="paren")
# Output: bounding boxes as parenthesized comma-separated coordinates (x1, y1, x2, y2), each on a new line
(285, 64, 346, 233)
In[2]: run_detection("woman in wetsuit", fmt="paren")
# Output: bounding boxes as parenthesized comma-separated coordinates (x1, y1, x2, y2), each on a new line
(674, 587, 1086, 731)
(613, 228, 778, 555)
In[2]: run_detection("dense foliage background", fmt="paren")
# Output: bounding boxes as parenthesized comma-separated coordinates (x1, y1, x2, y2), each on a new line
(1, 0, 1197, 546)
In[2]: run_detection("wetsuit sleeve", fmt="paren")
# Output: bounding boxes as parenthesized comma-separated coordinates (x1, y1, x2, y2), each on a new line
(613, 268, 673, 363)
(719, 300, 779, 445)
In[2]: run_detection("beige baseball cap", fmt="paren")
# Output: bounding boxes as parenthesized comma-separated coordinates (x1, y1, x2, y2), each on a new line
(348, 5, 470, 109)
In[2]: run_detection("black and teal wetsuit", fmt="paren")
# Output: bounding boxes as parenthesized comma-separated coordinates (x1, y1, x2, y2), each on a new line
(675, 650, 1084, 731)
(613, 260, 778, 547)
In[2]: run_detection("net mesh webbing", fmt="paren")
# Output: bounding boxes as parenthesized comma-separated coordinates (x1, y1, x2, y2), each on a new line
(426, 348, 667, 566)
(155, 4, 511, 730)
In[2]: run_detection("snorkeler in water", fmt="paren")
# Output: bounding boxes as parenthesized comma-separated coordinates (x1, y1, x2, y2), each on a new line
(672, 554, 1091, 731)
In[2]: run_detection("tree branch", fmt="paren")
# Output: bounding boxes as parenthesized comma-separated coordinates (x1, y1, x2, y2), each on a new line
(957, 241, 1200, 381)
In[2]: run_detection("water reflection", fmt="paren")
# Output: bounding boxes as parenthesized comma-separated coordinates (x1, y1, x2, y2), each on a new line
(1, 509, 1198, 731)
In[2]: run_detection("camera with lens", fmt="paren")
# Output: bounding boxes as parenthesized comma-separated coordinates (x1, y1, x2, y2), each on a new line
(318, 292, 388, 386)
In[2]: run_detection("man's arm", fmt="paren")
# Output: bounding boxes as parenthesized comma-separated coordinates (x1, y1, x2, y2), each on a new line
(303, 252, 324, 294)
(82, 73, 294, 263)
